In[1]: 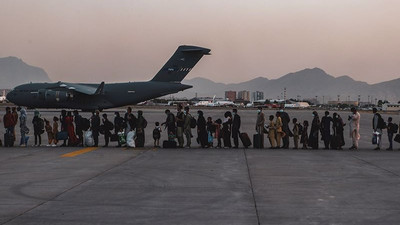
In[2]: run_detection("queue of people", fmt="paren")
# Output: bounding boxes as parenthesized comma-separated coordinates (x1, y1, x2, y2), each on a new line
(0, 106, 399, 150)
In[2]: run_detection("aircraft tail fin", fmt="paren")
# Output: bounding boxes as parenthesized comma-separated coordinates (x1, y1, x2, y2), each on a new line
(151, 45, 210, 83)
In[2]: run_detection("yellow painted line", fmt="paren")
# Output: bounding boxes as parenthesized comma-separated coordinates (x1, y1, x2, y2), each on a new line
(61, 147, 98, 158)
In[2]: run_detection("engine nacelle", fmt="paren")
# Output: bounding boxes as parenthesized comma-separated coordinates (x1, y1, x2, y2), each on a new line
(38, 89, 73, 102)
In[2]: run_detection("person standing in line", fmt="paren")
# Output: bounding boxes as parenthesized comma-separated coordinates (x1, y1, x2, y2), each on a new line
(176, 104, 185, 148)
(124, 107, 133, 135)
(349, 107, 361, 150)
(114, 112, 124, 147)
(91, 110, 101, 147)
(135, 110, 147, 147)
(196, 110, 208, 148)
(232, 108, 241, 148)
(386, 117, 395, 151)
(60, 110, 68, 147)
(66, 111, 78, 146)
(255, 106, 265, 148)
(275, 112, 283, 149)
(332, 113, 345, 150)
(12, 107, 18, 141)
(162, 109, 176, 142)
(372, 107, 385, 150)
(292, 118, 300, 149)
(280, 109, 291, 149)
(32, 110, 44, 147)
(44, 119, 53, 147)
(19, 108, 29, 147)
(222, 111, 232, 148)
(206, 117, 215, 148)
(52, 117, 59, 147)
(267, 115, 276, 149)
(309, 111, 320, 150)
(73, 110, 83, 147)
(321, 111, 333, 149)
(3, 107, 16, 144)
(183, 106, 193, 148)
(102, 113, 113, 147)
(215, 119, 222, 148)
(153, 122, 161, 147)
(301, 120, 309, 149)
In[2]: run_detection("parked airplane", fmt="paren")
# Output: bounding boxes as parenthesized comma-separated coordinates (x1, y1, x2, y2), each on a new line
(7, 45, 210, 111)
(0, 90, 7, 103)
(207, 96, 235, 107)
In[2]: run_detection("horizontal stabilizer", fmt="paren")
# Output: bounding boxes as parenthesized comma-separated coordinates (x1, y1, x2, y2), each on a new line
(151, 45, 210, 83)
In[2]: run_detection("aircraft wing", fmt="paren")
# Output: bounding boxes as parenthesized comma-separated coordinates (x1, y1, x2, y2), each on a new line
(55, 82, 105, 95)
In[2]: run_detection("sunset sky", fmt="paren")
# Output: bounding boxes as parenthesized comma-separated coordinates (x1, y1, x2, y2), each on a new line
(1, 0, 399, 84)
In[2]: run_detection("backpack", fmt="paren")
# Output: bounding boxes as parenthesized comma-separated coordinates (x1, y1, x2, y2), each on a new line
(81, 118, 91, 131)
(190, 117, 197, 128)
(153, 128, 161, 139)
(105, 120, 114, 131)
(393, 123, 399, 134)
(377, 114, 386, 129)
(143, 119, 148, 128)
(38, 118, 45, 130)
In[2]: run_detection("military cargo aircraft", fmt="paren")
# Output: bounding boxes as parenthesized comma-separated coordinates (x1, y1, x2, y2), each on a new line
(7, 45, 210, 111)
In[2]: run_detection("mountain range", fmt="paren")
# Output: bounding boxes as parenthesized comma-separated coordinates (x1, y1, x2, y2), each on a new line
(0, 56, 398, 103)
(0, 57, 50, 89)
(177, 68, 399, 103)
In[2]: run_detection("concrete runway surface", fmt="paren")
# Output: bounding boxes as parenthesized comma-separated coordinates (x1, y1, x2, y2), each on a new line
(1, 108, 400, 224)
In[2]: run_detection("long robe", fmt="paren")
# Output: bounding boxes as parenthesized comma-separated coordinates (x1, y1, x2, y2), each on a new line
(309, 116, 320, 149)
(66, 116, 78, 145)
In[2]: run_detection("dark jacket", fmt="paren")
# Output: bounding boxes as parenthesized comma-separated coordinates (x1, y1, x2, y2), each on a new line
(232, 114, 241, 132)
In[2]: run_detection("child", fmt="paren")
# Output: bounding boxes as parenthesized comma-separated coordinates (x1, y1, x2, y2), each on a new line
(386, 117, 396, 151)
(206, 117, 215, 147)
(44, 119, 54, 147)
(153, 122, 161, 147)
(52, 116, 59, 146)
(301, 120, 309, 149)
(267, 115, 276, 149)
(215, 119, 222, 148)
(292, 118, 300, 149)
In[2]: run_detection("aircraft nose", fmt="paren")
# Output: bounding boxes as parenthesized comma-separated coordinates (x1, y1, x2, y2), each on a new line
(6, 90, 15, 102)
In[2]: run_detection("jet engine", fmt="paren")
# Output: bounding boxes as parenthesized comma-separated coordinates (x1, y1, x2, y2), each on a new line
(38, 89, 73, 102)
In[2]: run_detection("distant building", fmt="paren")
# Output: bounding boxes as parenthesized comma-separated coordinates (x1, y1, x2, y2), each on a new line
(237, 90, 250, 101)
(382, 103, 400, 111)
(328, 101, 359, 106)
(252, 91, 264, 102)
(225, 91, 236, 101)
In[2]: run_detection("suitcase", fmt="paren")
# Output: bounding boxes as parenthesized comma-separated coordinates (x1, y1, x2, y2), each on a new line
(163, 140, 177, 148)
(56, 131, 69, 141)
(394, 134, 400, 143)
(253, 134, 262, 149)
(240, 133, 252, 148)
(4, 131, 14, 147)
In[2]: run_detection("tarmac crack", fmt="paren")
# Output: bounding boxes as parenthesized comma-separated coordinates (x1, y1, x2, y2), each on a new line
(0, 150, 148, 225)
(243, 149, 261, 225)
(351, 155, 400, 178)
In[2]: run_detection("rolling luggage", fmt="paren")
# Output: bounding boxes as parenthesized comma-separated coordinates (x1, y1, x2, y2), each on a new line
(163, 140, 177, 148)
(4, 131, 14, 147)
(240, 133, 252, 148)
(253, 134, 262, 149)
(394, 134, 400, 143)
(56, 131, 68, 141)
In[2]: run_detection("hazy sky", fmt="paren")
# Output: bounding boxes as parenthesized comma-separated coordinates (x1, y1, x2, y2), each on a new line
(1, 0, 400, 84)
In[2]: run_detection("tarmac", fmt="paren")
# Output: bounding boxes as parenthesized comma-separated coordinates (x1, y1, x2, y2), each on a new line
(1, 108, 400, 224)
